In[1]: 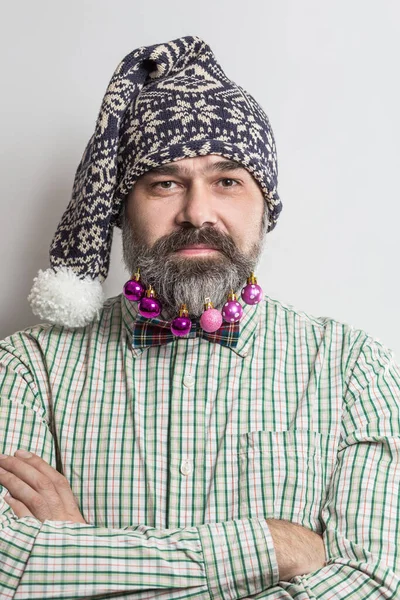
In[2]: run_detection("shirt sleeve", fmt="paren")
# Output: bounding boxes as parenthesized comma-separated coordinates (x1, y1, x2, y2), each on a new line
(262, 331, 400, 598)
(0, 334, 279, 600)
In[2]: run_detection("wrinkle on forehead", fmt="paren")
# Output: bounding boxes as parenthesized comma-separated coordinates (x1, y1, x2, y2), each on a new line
(141, 157, 247, 179)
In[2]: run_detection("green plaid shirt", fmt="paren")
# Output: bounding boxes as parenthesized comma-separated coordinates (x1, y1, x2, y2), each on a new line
(0, 292, 399, 599)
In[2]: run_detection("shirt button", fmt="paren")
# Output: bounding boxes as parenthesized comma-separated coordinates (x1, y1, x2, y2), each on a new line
(183, 375, 195, 388)
(180, 459, 193, 476)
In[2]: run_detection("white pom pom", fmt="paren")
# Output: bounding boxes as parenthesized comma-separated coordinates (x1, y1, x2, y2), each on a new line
(27, 267, 105, 328)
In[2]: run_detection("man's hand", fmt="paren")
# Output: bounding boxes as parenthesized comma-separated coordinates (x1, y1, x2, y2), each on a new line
(267, 518, 326, 581)
(0, 449, 87, 524)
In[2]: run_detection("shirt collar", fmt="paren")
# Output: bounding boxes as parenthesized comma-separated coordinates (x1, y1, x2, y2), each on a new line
(121, 290, 263, 359)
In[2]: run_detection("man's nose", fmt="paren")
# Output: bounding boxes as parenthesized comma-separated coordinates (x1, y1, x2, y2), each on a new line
(175, 182, 218, 229)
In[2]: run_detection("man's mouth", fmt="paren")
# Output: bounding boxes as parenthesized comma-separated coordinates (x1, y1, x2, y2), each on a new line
(175, 244, 220, 255)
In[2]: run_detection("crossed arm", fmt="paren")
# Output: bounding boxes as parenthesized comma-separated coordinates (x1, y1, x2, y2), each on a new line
(0, 334, 399, 598)
(0, 449, 325, 581)
(0, 413, 397, 599)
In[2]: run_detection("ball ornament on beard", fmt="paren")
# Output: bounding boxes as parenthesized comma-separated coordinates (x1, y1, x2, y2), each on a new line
(123, 268, 263, 337)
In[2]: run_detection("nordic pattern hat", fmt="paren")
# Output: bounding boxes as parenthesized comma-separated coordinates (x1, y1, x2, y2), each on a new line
(28, 35, 282, 328)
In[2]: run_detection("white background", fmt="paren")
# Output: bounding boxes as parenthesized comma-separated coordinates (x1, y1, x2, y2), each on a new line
(1, 1, 399, 356)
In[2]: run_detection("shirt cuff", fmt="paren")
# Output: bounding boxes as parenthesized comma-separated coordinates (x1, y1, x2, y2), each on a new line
(197, 518, 279, 600)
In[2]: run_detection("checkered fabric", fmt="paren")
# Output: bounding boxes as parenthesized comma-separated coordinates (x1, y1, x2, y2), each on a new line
(1, 293, 400, 597)
(131, 313, 240, 349)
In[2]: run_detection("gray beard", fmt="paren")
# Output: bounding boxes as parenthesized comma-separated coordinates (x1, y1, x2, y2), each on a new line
(120, 204, 269, 319)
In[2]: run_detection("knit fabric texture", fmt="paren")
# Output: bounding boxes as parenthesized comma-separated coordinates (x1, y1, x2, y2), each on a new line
(49, 35, 282, 284)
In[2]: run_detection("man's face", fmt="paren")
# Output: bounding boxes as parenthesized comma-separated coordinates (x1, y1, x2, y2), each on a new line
(121, 154, 268, 318)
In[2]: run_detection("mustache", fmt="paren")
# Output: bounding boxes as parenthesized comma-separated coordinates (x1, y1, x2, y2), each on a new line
(149, 227, 237, 257)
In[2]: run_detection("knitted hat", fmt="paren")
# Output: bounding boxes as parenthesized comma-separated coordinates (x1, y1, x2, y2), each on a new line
(28, 35, 282, 328)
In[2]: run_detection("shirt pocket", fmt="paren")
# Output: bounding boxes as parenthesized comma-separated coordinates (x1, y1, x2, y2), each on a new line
(234, 429, 336, 531)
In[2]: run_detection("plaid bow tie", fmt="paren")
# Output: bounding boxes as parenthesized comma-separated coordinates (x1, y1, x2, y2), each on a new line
(132, 313, 240, 349)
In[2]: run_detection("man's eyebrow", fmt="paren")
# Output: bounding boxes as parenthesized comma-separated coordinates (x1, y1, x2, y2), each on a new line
(142, 159, 247, 178)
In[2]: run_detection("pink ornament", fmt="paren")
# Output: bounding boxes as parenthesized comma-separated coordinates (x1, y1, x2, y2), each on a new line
(222, 300, 243, 323)
(200, 307, 223, 333)
(241, 283, 263, 305)
(241, 273, 263, 305)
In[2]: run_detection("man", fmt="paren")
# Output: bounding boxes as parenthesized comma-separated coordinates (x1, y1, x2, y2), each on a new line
(0, 35, 399, 599)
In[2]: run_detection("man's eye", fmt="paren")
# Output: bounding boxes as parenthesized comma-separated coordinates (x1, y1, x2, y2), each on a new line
(152, 181, 176, 189)
(219, 178, 240, 187)
(151, 178, 240, 190)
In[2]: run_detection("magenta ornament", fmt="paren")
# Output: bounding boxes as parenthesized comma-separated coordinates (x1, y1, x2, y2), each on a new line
(171, 304, 192, 337)
(221, 291, 243, 323)
(138, 297, 162, 318)
(138, 285, 162, 318)
(241, 273, 263, 305)
(123, 268, 145, 302)
(171, 316, 192, 336)
(200, 299, 223, 332)
(123, 279, 145, 302)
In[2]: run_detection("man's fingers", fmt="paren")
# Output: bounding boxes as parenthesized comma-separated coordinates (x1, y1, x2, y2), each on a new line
(4, 493, 35, 518)
(0, 464, 55, 521)
(0, 454, 58, 496)
(0, 450, 86, 523)
(12, 450, 82, 515)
